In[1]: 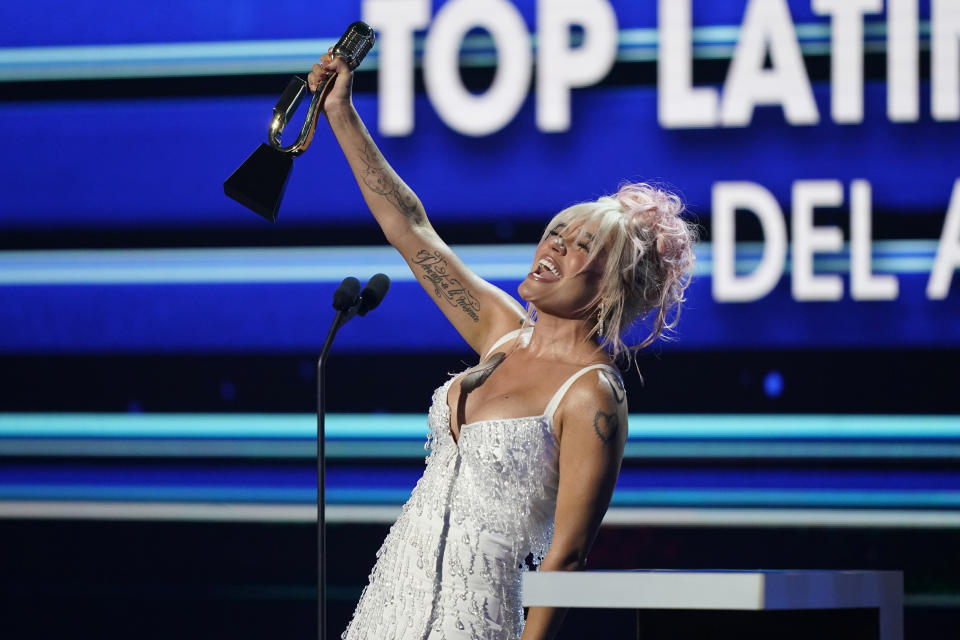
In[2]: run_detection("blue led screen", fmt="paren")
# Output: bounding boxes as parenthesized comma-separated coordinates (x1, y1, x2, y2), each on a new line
(1, 272, 957, 353)
(1, 0, 958, 353)
(1, 1, 871, 47)
(1, 86, 959, 229)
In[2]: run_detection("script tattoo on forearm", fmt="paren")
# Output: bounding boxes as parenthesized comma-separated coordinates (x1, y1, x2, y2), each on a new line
(413, 249, 481, 323)
(356, 142, 422, 222)
(593, 410, 619, 445)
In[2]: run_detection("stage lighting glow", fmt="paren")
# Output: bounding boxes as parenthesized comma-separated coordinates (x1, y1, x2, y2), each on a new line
(763, 371, 785, 398)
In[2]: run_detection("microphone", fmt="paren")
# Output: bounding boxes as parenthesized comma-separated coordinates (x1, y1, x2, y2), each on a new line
(329, 274, 390, 330)
(332, 276, 361, 311)
(357, 273, 390, 316)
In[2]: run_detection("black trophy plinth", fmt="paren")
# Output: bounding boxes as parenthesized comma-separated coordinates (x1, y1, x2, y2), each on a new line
(223, 143, 293, 223)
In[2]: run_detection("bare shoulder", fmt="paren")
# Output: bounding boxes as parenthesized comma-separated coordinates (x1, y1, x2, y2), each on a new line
(555, 365, 628, 449)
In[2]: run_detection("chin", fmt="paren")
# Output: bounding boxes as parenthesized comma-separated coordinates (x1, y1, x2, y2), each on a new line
(516, 278, 533, 301)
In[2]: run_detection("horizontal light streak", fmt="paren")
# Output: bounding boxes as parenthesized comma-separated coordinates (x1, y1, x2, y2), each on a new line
(5, 438, 960, 460)
(0, 23, 927, 82)
(0, 241, 935, 285)
(0, 500, 317, 522)
(0, 38, 343, 81)
(4, 484, 958, 509)
(0, 245, 528, 284)
(2, 501, 959, 528)
(0, 438, 318, 458)
(0, 484, 317, 503)
(2, 412, 960, 440)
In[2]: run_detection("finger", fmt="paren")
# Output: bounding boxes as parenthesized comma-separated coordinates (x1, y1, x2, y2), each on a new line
(307, 63, 324, 91)
(326, 56, 349, 73)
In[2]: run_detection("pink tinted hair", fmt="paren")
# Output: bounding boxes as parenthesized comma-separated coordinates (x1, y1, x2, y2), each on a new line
(528, 182, 698, 365)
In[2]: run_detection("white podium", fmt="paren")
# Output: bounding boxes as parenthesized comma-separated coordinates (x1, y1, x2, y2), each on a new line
(523, 570, 903, 639)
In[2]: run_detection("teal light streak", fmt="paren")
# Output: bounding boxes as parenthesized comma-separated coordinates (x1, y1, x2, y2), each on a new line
(0, 22, 931, 82)
(2, 412, 960, 440)
(4, 439, 960, 460)
(4, 485, 959, 509)
(0, 240, 936, 285)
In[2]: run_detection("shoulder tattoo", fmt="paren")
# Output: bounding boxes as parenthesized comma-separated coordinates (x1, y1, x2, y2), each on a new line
(592, 409, 620, 445)
(600, 368, 625, 404)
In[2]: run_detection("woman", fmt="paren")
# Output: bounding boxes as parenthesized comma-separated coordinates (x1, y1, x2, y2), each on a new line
(309, 50, 696, 640)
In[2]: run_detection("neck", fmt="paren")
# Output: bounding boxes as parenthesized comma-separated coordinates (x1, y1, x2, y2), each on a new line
(524, 310, 608, 364)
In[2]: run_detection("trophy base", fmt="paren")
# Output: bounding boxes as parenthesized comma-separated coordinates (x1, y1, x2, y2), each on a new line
(224, 143, 294, 222)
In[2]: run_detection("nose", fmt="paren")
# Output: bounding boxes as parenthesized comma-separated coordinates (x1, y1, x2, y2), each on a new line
(551, 233, 566, 254)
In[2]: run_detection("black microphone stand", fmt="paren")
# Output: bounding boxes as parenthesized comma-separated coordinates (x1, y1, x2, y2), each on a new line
(316, 274, 389, 640)
(316, 303, 355, 640)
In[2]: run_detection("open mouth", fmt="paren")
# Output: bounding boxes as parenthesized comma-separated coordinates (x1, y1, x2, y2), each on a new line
(529, 257, 561, 282)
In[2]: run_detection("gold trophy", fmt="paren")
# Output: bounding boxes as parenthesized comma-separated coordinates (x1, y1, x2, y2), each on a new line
(224, 22, 375, 222)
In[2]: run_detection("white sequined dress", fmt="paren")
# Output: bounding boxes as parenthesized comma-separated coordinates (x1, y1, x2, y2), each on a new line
(341, 330, 618, 640)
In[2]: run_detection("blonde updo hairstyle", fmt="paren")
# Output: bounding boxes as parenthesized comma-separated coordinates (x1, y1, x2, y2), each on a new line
(529, 182, 698, 364)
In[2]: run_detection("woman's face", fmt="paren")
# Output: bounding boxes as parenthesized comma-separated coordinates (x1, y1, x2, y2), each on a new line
(518, 219, 606, 320)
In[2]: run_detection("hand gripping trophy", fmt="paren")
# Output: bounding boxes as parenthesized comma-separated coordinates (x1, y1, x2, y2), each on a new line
(224, 22, 375, 222)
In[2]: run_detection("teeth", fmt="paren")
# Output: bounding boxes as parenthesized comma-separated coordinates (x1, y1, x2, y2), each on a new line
(538, 258, 560, 278)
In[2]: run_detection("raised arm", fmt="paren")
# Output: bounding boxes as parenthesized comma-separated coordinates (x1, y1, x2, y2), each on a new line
(521, 370, 628, 640)
(309, 54, 525, 355)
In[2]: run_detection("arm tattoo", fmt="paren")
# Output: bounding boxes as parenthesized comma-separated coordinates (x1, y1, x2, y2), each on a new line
(600, 369, 625, 404)
(461, 352, 506, 394)
(593, 410, 619, 445)
(456, 352, 506, 429)
(356, 141, 422, 222)
(413, 249, 481, 323)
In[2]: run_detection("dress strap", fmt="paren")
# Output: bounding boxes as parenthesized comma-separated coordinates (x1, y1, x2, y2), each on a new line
(482, 327, 531, 360)
(543, 364, 620, 422)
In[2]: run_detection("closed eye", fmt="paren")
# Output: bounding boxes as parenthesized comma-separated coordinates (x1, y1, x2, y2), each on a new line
(547, 223, 567, 238)
(579, 230, 595, 252)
